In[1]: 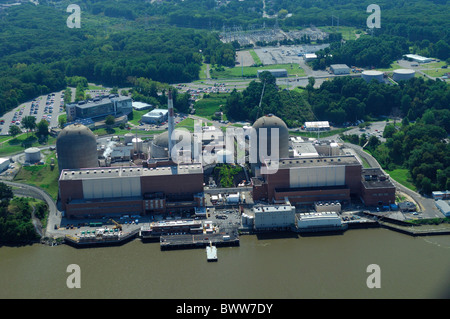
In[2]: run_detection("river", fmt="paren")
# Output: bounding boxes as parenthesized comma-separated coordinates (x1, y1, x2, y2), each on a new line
(1, 228, 449, 299)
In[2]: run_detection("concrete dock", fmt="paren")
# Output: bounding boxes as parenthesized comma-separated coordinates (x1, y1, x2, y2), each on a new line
(160, 232, 239, 250)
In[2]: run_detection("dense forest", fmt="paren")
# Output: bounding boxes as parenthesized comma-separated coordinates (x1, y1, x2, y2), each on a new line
(0, 3, 235, 116)
(225, 73, 450, 127)
(224, 72, 316, 127)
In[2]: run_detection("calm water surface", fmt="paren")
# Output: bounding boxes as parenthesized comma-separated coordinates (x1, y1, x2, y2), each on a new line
(1, 228, 449, 299)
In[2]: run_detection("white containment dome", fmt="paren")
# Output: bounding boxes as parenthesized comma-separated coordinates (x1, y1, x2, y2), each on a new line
(393, 69, 415, 82)
(56, 124, 98, 172)
(362, 70, 384, 83)
(252, 114, 289, 165)
(25, 147, 41, 163)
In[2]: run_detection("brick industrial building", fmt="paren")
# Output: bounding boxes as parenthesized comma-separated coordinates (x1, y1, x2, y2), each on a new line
(59, 162, 205, 219)
(251, 155, 395, 207)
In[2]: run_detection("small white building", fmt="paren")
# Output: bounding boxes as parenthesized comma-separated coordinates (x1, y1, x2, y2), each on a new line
(141, 108, 168, 124)
(304, 121, 330, 131)
(132, 101, 152, 111)
(0, 158, 10, 172)
(296, 212, 342, 231)
(252, 204, 296, 230)
(304, 53, 317, 62)
(435, 200, 450, 217)
(404, 54, 432, 63)
(330, 64, 350, 75)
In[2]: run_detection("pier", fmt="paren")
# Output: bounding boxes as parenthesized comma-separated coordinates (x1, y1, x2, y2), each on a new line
(64, 229, 140, 248)
(160, 233, 239, 250)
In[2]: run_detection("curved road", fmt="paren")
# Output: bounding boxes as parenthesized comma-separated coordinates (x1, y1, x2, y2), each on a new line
(341, 141, 442, 218)
(3, 180, 62, 237)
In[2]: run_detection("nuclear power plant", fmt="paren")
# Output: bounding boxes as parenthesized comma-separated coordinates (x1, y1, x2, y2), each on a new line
(56, 90, 397, 240)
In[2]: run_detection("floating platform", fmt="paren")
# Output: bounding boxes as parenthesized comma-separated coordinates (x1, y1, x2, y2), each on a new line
(206, 244, 217, 262)
(160, 233, 239, 251)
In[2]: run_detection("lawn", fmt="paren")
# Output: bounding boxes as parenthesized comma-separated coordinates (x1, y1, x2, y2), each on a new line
(249, 49, 261, 65)
(421, 68, 449, 78)
(129, 109, 149, 126)
(0, 133, 56, 157)
(193, 93, 230, 120)
(14, 151, 60, 200)
(210, 64, 306, 79)
(385, 168, 417, 191)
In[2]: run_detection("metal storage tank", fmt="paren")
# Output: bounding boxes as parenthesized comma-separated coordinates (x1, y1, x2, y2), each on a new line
(393, 69, 415, 81)
(56, 124, 98, 172)
(25, 147, 41, 163)
(132, 137, 143, 153)
(252, 114, 289, 165)
(362, 70, 384, 83)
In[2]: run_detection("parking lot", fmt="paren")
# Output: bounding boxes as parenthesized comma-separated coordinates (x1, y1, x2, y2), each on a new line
(254, 44, 330, 66)
(343, 120, 389, 142)
(0, 91, 65, 135)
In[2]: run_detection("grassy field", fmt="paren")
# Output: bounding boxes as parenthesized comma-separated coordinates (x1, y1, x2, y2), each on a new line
(249, 49, 261, 65)
(0, 133, 56, 157)
(14, 151, 60, 200)
(385, 168, 417, 191)
(129, 109, 149, 126)
(377, 61, 403, 72)
(193, 93, 230, 120)
(210, 64, 306, 79)
(421, 68, 449, 78)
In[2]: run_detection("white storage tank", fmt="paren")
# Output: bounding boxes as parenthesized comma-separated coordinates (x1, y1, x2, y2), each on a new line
(132, 138, 143, 153)
(25, 147, 41, 163)
(362, 70, 384, 83)
(393, 69, 415, 81)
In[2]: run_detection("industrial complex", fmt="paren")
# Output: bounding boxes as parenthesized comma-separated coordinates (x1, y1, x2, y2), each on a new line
(54, 89, 402, 250)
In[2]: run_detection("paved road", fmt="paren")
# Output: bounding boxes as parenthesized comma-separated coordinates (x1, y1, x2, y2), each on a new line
(340, 141, 443, 219)
(3, 180, 62, 237)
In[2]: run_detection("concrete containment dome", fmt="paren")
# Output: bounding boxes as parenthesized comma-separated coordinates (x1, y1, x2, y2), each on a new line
(56, 124, 98, 172)
(25, 147, 41, 163)
(393, 69, 415, 81)
(362, 70, 384, 83)
(150, 129, 193, 159)
(252, 114, 289, 163)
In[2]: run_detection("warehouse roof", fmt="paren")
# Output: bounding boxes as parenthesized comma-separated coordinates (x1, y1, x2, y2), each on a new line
(60, 164, 203, 181)
(264, 155, 360, 169)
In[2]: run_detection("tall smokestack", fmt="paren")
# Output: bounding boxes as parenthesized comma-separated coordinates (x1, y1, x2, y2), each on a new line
(168, 88, 175, 159)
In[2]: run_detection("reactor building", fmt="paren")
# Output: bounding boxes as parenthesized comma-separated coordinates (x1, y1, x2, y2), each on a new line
(56, 124, 99, 173)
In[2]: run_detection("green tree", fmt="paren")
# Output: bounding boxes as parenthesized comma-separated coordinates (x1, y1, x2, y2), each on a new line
(36, 119, 49, 138)
(105, 115, 115, 126)
(9, 125, 22, 137)
(22, 116, 36, 135)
